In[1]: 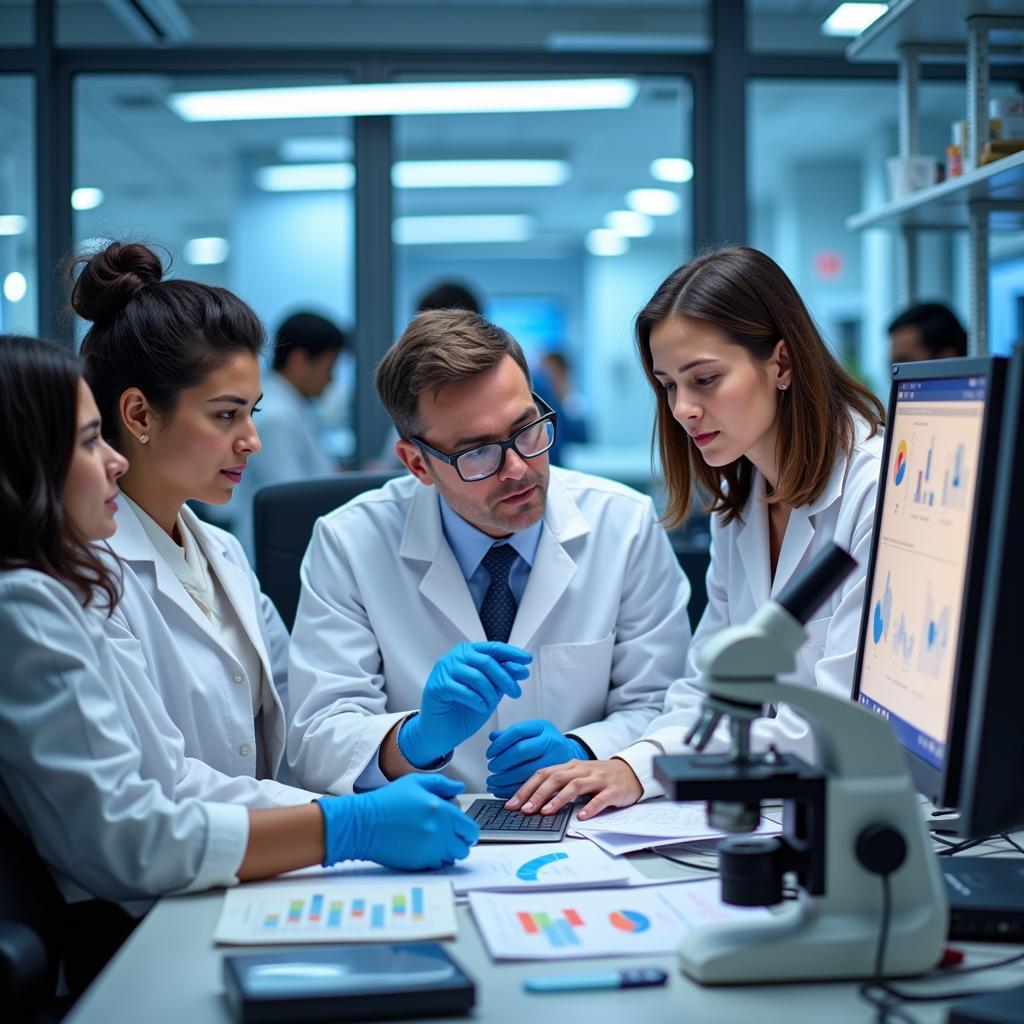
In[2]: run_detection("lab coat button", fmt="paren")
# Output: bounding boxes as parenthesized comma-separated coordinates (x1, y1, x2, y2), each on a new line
(233, 673, 244, 684)
(239, 744, 251, 757)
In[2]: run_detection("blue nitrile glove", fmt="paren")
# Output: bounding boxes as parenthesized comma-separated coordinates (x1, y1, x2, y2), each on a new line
(317, 774, 480, 870)
(485, 718, 590, 797)
(397, 642, 532, 769)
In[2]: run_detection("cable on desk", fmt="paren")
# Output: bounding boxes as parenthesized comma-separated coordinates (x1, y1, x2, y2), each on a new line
(857, 874, 919, 1023)
(935, 835, 991, 857)
(649, 845, 719, 874)
(859, 942, 1024, 1019)
(999, 833, 1024, 857)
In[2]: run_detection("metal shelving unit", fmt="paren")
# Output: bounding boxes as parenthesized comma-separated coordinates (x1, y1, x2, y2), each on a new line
(845, 0, 1024, 353)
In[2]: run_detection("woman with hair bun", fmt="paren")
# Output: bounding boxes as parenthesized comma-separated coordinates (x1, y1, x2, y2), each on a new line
(74, 241, 310, 805)
(0, 334, 477, 990)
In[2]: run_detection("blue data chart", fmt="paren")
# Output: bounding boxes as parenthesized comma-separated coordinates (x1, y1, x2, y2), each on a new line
(516, 852, 569, 882)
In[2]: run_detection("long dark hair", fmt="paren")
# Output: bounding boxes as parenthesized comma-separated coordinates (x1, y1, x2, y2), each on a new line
(0, 335, 119, 608)
(636, 246, 885, 527)
(73, 242, 264, 446)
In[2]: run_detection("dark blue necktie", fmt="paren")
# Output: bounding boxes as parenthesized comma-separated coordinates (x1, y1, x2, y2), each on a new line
(480, 544, 518, 643)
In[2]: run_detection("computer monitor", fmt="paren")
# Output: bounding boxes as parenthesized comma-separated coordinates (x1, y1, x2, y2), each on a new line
(957, 343, 1024, 837)
(853, 357, 1006, 808)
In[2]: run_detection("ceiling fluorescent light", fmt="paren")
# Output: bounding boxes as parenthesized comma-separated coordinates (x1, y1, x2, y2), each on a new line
(184, 237, 229, 265)
(821, 3, 888, 37)
(585, 229, 629, 257)
(169, 79, 638, 122)
(71, 187, 105, 211)
(605, 210, 654, 238)
(3, 272, 27, 303)
(626, 189, 681, 217)
(103, 0, 193, 47)
(651, 158, 694, 184)
(392, 160, 571, 189)
(280, 137, 353, 163)
(393, 215, 534, 246)
(0, 215, 28, 236)
(255, 163, 356, 192)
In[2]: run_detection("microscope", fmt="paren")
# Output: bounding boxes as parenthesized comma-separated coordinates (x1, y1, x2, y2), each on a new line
(654, 543, 947, 985)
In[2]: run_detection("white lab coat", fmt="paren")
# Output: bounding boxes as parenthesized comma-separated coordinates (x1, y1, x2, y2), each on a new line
(232, 370, 335, 559)
(287, 467, 693, 792)
(618, 420, 885, 796)
(0, 569, 248, 907)
(100, 500, 318, 807)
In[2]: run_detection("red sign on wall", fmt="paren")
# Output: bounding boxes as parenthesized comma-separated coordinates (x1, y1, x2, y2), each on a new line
(814, 250, 844, 280)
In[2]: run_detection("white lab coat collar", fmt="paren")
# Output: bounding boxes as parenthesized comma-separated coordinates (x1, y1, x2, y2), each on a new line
(397, 468, 591, 646)
(110, 499, 273, 687)
(734, 420, 873, 607)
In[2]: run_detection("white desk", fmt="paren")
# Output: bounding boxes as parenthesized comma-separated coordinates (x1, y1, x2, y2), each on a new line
(64, 844, 1024, 1024)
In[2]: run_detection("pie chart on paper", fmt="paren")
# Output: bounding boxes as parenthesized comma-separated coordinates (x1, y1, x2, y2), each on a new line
(609, 910, 650, 933)
(515, 852, 570, 881)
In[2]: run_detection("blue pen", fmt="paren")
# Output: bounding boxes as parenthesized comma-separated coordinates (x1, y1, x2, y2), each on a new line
(523, 968, 668, 993)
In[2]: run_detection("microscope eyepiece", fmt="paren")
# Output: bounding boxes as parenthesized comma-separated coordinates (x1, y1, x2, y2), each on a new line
(775, 542, 857, 626)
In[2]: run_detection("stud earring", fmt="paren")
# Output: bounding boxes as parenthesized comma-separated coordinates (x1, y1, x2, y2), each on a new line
(138, 434, 149, 444)
(778, 383, 789, 392)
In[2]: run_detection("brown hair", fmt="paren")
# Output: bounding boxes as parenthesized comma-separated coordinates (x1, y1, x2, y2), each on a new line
(636, 246, 885, 528)
(0, 334, 120, 610)
(375, 308, 531, 439)
(73, 241, 264, 447)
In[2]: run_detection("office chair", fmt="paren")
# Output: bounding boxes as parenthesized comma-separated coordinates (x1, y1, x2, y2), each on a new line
(253, 472, 400, 631)
(0, 810, 65, 1023)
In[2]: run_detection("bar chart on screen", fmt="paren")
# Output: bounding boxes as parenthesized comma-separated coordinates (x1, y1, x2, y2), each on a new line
(213, 880, 457, 945)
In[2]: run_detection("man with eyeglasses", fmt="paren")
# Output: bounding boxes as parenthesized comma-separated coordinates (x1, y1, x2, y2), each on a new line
(287, 309, 692, 796)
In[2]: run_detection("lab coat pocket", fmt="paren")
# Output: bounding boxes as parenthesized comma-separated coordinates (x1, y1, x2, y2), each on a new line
(538, 631, 616, 724)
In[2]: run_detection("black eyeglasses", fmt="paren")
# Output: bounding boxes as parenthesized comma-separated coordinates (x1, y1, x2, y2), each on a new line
(413, 393, 557, 482)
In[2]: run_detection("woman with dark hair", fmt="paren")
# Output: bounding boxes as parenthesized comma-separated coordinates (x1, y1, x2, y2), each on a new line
(0, 334, 477, 988)
(74, 241, 314, 805)
(504, 246, 886, 819)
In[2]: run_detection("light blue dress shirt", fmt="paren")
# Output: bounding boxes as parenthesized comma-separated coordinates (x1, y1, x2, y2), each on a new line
(437, 494, 543, 611)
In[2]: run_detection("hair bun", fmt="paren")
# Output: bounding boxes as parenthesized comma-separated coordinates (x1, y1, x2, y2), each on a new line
(72, 241, 163, 324)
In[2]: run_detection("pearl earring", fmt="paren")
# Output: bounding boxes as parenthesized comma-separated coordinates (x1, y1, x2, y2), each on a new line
(138, 434, 149, 444)
(778, 383, 789, 391)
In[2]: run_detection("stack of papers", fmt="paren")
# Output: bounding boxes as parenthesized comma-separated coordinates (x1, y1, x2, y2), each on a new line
(469, 879, 772, 960)
(213, 841, 682, 945)
(570, 800, 781, 856)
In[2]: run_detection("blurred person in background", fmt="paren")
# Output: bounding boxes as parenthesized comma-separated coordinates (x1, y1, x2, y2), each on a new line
(233, 311, 347, 557)
(888, 302, 967, 364)
(371, 281, 484, 469)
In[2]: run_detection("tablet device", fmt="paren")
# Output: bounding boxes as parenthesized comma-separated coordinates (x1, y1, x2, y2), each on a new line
(223, 942, 475, 1023)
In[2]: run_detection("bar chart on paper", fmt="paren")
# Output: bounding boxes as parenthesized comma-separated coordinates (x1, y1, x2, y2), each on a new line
(213, 881, 457, 945)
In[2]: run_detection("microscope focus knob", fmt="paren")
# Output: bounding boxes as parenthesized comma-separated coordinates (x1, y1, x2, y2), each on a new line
(855, 824, 907, 877)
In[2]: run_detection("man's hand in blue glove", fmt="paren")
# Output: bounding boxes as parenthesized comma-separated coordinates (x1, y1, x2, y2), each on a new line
(485, 719, 590, 797)
(317, 774, 480, 871)
(398, 642, 531, 769)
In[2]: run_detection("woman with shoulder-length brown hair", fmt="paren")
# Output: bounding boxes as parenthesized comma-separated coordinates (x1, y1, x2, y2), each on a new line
(505, 245, 885, 820)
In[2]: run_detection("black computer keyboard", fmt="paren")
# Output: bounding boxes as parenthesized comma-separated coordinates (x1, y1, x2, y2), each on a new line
(467, 799, 571, 832)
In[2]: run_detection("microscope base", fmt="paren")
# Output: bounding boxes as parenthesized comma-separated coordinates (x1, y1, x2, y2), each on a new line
(677, 892, 945, 985)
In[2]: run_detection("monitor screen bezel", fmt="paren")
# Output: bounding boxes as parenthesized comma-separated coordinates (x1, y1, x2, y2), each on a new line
(958, 343, 1024, 837)
(852, 356, 1006, 808)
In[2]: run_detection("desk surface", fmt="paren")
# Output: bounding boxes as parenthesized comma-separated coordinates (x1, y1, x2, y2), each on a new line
(65, 826, 1024, 1024)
